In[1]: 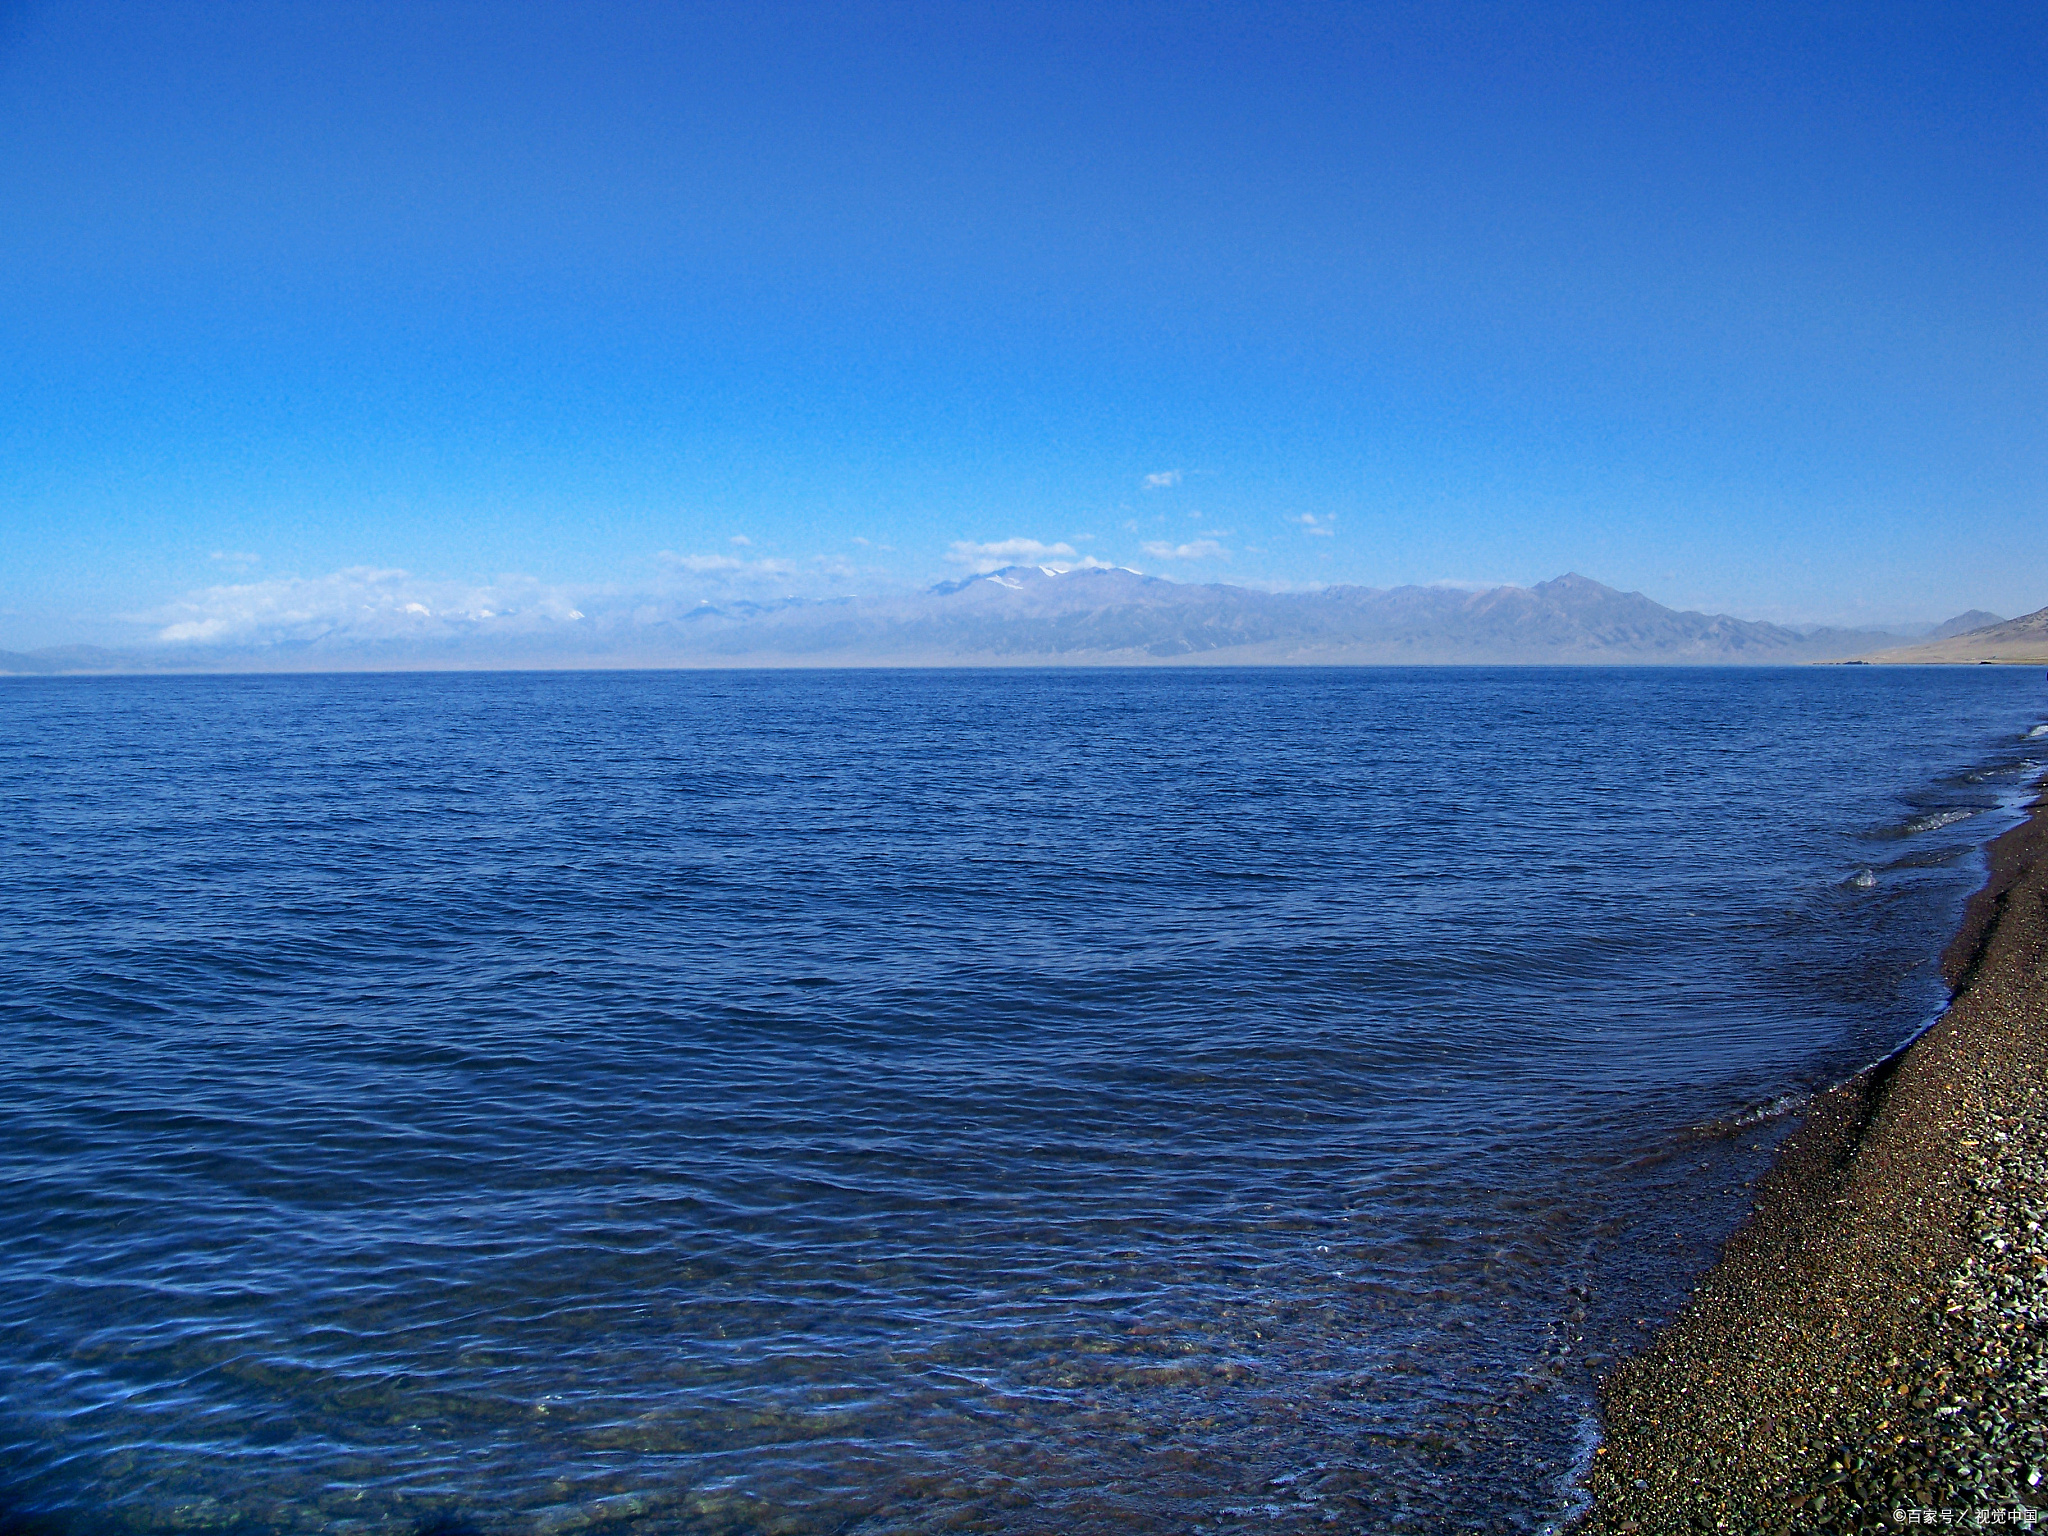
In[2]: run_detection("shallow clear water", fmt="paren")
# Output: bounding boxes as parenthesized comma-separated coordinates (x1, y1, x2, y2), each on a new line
(0, 666, 2042, 1535)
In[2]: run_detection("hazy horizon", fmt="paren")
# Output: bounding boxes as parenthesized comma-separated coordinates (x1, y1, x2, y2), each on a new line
(3, 564, 2022, 674)
(4, 560, 2030, 661)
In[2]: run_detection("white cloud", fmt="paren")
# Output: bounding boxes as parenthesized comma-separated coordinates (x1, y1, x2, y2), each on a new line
(1143, 470, 1182, 489)
(137, 567, 589, 645)
(1140, 538, 1228, 561)
(209, 550, 261, 568)
(1291, 513, 1335, 537)
(729, 534, 753, 547)
(1237, 576, 1328, 592)
(946, 537, 1080, 574)
(656, 550, 793, 576)
(131, 548, 902, 653)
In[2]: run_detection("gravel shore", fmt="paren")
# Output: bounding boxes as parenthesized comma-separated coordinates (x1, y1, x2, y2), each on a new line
(1575, 781, 2048, 1534)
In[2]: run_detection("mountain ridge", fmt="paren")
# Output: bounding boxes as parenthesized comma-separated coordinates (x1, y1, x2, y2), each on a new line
(1859, 606, 2048, 665)
(0, 572, 2014, 672)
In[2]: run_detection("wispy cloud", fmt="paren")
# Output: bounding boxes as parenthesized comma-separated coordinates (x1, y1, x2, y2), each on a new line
(728, 534, 753, 547)
(1143, 470, 1182, 489)
(136, 567, 588, 645)
(1140, 538, 1227, 561)
(133, 548, 891, 650)
(946, 537, 1083, 574)
(656, 550, 794, 576)
(1291, 513, 1335, 537)
(208, 550, 261, 568)
(1237, 576, 1329, 592)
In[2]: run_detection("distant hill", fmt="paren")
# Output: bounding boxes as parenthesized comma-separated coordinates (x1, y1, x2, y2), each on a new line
(1927, 610, 2006, 641)
(600, 569, 1923, 667)
(1861, 605, 2048, 665)
(0, 573, 1988, 671)
(0, 646, 133, 675)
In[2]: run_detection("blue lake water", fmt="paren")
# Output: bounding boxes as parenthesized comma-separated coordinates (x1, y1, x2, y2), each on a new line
(1, 666, 2044, 1535)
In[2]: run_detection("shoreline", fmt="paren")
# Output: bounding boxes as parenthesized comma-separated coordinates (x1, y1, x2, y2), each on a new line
(1574, 775, 2048, 1531)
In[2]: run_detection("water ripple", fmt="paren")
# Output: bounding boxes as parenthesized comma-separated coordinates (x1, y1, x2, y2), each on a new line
(0, 667, 2040, 1534)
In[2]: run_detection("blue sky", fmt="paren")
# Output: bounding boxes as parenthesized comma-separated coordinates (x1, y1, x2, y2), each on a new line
(1, 0, 2043, 650)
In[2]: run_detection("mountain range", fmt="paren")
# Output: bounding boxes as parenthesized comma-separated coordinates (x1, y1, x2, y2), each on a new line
(1862, 607, 2048, 665)
(0, 571, 2028, 672)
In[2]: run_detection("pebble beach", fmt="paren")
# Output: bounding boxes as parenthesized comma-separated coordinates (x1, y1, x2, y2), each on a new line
(1577, 776, 2048, 1533)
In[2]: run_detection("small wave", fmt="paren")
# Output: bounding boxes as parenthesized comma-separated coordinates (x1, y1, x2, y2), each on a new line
(1680, 1090, 1815, 1143)
(1734, 1092, 1809, 1127)
(1844, 868, 1877, 890)
(1904, 807, 1978, 835)
(2027, 723, 2048, 740)
(1947, 759, 2037, 787)
(1883, 846, 1971, 873)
